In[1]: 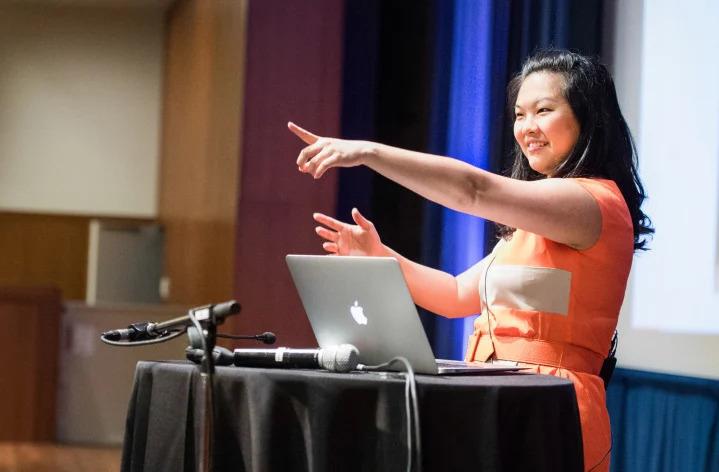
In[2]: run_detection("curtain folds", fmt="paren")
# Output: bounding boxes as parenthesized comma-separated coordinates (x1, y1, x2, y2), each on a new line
(425, 0, 510, 359)
(424, 0, 602, 358)
(607, 368, 719, 472)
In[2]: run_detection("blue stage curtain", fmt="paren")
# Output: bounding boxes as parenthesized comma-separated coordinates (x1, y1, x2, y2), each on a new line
(424, 0, 603, 359)
(607, 368, 719, 472)
(425, 0, 510, 360)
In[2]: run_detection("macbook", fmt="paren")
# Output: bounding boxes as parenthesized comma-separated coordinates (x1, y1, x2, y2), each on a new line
(286, 255, 524, 375)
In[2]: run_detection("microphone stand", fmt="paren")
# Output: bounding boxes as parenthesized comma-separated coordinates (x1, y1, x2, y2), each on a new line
(100, 300, 239, 472)
(184, 306, 238, 472)
(198, 321, 216, 472)
(185, 326, 275, 471)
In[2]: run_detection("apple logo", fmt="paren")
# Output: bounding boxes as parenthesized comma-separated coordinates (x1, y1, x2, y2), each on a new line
(350, 301, 368, 325)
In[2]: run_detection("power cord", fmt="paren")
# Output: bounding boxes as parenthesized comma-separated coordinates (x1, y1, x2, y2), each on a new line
(360, 357, 422, 472)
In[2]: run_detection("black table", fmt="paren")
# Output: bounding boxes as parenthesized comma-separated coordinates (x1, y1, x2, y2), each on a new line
(121, 361, 583, 471)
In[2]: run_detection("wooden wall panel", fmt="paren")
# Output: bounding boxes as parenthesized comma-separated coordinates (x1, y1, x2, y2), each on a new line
(0, 286, 61, 441)
(230, 0, 344, 348)
(0, 212, 157, 300)
(0, 212, 89, 299)
(158, 0, 246, 305)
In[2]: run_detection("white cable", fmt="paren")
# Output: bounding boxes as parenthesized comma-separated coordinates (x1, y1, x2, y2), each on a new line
(360, 357, 421, 472)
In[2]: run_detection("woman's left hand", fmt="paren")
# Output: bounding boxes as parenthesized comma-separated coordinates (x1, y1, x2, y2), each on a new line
(288, 122, 372, 179)
(313, 208, 385, 257)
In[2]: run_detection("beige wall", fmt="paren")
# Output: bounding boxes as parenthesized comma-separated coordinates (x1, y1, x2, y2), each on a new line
(0, 4, 164, 217)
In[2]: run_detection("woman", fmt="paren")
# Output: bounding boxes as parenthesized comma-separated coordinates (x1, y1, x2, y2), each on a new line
(289, 49, 652, 471)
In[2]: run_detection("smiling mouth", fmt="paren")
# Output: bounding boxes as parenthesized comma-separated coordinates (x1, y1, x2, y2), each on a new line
(527, 142, 548, 149)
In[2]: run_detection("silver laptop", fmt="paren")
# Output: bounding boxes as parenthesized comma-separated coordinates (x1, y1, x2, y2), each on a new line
(286, 255, 524, 375)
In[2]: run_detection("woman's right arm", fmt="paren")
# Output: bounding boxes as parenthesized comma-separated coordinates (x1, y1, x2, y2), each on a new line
(290, 122, 602, 250)
(314, 209, 483, 318)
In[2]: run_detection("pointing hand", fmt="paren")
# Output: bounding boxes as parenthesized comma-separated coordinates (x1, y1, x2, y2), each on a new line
(289, 122, 372, 179)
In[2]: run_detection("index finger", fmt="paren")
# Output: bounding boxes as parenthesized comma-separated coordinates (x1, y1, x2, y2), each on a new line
(313, 212, 345, 232)
(288, 122, 320, 145)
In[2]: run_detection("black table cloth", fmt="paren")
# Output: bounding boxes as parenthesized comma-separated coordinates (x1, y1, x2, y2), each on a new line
(121, 361, 583, 472)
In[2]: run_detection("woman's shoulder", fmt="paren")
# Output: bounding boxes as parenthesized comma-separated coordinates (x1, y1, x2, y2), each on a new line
(569, 178, 633, 250)
(570, 177, 620, 196)
(569, 177, 627, 210)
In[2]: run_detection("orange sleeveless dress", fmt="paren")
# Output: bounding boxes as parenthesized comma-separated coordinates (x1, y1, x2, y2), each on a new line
(464, 178, 633, 471)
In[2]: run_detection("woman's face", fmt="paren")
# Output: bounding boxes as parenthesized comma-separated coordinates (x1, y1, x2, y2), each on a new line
(513, 71, 580, 176)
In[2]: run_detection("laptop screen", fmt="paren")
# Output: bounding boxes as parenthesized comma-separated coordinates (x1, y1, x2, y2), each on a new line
(286, 255, 441, 373)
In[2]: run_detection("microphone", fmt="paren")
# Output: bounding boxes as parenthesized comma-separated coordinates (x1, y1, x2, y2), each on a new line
(230, 344, 359, 372)
(102, 300, 241, 342)
(219, 331, 276, 345)
(257, 332, 276, 344)
(102, 322, 153, 342)
(184, 330, 277, 364)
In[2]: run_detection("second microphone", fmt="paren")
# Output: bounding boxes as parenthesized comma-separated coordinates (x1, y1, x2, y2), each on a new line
(189, 345, 360, 373)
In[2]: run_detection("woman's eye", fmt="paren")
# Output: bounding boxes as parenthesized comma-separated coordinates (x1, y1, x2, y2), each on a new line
(515, 112, 524, 119)
(538, 107, 551, 113)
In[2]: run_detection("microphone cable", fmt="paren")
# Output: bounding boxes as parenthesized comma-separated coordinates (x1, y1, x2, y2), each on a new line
(216, 332, 276, 344)
(359, 357, 421, 472)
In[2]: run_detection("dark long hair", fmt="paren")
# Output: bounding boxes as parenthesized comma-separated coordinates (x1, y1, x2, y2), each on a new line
(498, 49, 653, 251)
